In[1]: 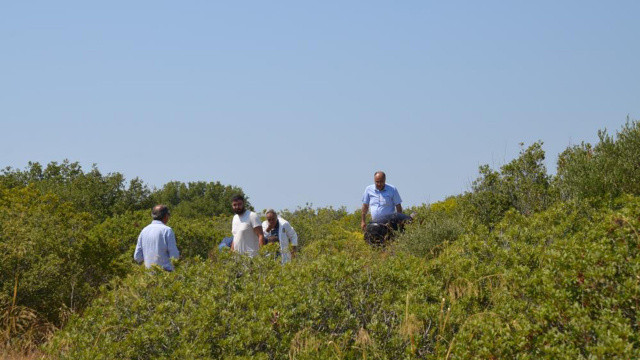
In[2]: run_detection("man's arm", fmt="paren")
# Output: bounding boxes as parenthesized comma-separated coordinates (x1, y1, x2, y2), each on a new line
(393, 187, 403, 214)
(253, 226, 265, 246)
(230, 221, 235, 251)
(133, 234, 144, 263)
(263, 221, 276, 243)
(167, 229, 180, 260)
(284, 222, 298, 257)
(361, 204, 369, 231)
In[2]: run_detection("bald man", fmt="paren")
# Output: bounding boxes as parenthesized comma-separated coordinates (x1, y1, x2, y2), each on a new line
(361, 171, 403, 231)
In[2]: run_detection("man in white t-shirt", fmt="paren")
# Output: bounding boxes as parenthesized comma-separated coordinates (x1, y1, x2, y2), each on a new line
(230, 194, 264, 257)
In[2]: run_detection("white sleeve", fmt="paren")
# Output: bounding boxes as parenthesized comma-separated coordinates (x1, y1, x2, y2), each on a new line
(284, 222, 298, 246)
(250, 212, 261, 228)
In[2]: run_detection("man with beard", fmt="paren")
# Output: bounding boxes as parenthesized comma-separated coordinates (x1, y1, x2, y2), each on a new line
(230, 194, 264, 257)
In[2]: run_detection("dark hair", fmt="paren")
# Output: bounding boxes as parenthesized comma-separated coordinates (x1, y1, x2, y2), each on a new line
(231, 194, 245, 203)
(152, 205, 170, 220)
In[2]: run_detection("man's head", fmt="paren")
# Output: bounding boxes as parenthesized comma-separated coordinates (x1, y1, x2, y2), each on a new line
(374, 171, 386, 191)
(265, 209, 278, 226)
(152, 205, 170, 223)
(231, 194, 246, 215)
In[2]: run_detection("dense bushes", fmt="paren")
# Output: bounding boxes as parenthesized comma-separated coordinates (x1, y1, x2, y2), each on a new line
(0, 187, 93, 322)
(557, 119, 640, 202)
(279, 205, 354, 248)
(0, 201, 234, 342)
(0, 167, 240, 353)
(462, 141, 555, 229)
(0, 160, 152, 221)
(393, 198, 465, 259)
(426, 197, 640, 358)
(151, 180, 249, 218)
(0, 186, 93, 350)
(0, 161, 249, 221)
(47, 235, 444, 359)
(46, 196, 640, 359)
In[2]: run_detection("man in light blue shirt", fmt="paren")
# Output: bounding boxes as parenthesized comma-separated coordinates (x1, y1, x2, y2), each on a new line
(361, 171, 403, 231)
(134, 205, 180, 271)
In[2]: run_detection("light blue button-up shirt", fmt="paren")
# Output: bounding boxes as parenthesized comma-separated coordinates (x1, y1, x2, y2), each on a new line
(134, 220, 180, 271)
(362, 183, 402, 222)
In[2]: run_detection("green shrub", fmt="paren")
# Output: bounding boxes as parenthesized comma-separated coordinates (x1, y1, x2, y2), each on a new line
(0, 186, 94, 352)
(279, 205, 354, 249)
(47, 240, 444, 359)
(557, 118, 640, 202)
(464, 141, 556, 229)
(46, 196, 640, 358)
(393, 199, 465, 259)
(0, 160, 152, 221)
(428, 197, 640, 358)
(169, 215, 231, 259)
(150, 180, 248, 218)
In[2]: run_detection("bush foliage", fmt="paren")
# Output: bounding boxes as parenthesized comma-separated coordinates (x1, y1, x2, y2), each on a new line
(47, 196, 640, 359)
(556, 118, 640, 202)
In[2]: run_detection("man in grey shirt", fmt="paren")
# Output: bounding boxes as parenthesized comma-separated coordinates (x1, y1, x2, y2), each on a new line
(134, 205, 180, 271)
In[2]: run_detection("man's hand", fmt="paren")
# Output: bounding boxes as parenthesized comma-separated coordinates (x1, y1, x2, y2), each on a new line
(361, 204, 369, 231)
(266, 235, 278, 244)
(254, 225, 265, 246)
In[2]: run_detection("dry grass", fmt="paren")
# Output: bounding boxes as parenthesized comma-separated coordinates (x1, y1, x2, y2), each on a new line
(0, 348, 47, 360)
(1, 303, 56, 359)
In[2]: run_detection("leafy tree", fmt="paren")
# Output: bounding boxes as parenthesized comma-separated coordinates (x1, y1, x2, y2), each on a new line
(279, 204, 351, 248)
(465, 164, 511, 229)
(557, 118, 640, 202)
(465, 141, 554, 229)
(0, 160, 152, 221)
(0, 186, 94, 327)
(150, 180, 249, 218)
(500, 141, 554, 215)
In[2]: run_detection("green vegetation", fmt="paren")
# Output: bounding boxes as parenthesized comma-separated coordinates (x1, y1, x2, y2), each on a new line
(1, 119, 640, 358)
(150, 180, 249, 218)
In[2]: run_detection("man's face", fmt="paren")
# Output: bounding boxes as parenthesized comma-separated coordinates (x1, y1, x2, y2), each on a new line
(266, 213, 277, 226)
(374, 173, 386, 191)
(231, 200, 245, 214)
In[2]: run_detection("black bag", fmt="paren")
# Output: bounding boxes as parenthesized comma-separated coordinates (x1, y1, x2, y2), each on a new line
(364, 213, 414, 246)
(364, 222, 391, 246)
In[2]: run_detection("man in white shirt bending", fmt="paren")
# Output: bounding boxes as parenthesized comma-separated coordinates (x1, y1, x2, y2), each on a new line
(262, 209, 298, 264)
(230, 194, 264, 257)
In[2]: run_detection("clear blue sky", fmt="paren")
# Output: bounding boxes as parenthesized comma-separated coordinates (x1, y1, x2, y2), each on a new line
(1, 1, 638, 212)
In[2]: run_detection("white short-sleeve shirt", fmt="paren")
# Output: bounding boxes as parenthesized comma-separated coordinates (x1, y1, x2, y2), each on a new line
(232, 211, 262, 257)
